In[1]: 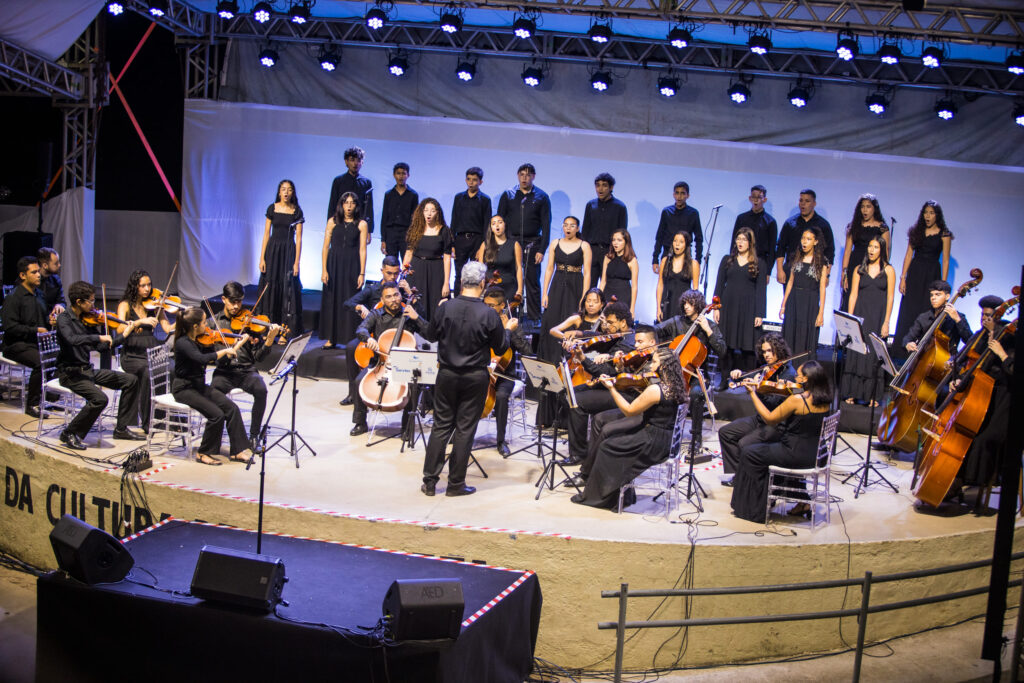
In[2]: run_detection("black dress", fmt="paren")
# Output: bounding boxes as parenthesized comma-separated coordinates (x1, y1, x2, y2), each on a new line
(660, 257, 692, 320)
(842, 223, 889, 310)
(893, 228, 950, 359)
(603, 256, 632, 308)
(408, 228, 454, 319)
(782, 261, 822, 355)
(714, 255, 766, 353)
(319, 218, 362, 345)
(119, 305, 165, 432)
(485, 239, 518, 301)
(730, 398, 827, 522)
(840, 268, 889, 402)
(536, 241, 585, 426)
(575, 388, 679, 509)
(256, 204, 304, 335)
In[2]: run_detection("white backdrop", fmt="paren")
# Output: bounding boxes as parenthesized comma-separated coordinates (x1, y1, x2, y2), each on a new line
(181, 99, 1024, 341)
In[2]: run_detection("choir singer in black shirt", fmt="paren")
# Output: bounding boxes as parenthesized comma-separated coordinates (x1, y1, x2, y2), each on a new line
(419, 261, 515, 497)
(732, 185, 777, 283)
(450, 166, 491, 294)
(496, 163, 551, 321)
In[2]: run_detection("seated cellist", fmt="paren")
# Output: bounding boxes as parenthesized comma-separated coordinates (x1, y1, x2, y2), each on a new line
(903, 280, 972, 355)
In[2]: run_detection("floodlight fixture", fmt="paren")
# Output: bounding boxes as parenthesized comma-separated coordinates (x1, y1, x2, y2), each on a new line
(668, 27, 691, 49)
(922, 45, 943, 69)
(216, 1, 239, 19)
(252, 2, 273, 23)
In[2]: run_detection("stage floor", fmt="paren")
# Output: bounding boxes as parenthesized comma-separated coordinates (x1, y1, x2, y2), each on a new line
(1, 375, 1006, 548)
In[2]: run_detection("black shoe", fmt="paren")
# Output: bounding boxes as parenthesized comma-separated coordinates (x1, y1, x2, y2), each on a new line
(350, 423, 368, 436)
(445, 485, 476, 497)
(25, 406, 40, 419)
(249, 437, 265, 454)
(564, 473, 586, 488)
(560, 454, 583, 466)
(497, 441, 511, 458)
(570, 492, 586, 504)
(112, 428, 146, 441)
(339, 396, 353, 407)
(720, 478, 734, 488)
(59, 430, 87, 451)
(421, 483, 435, 497)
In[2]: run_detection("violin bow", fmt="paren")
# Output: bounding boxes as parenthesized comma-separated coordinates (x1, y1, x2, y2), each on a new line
(101, 283, 110, 340)
(156, 261, 179, 310)
(202, 298, 230, 348)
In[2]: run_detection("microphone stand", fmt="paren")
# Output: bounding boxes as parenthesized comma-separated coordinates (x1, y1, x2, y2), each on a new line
(699, 204, 723, 297)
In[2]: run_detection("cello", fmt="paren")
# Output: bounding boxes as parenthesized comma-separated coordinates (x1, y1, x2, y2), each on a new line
(357, 293, 420, 413)
(353, 267, 415, 367)
(912, 292, 1018, 507)
(481, 295, 522, 419)
(876, 269, 983, 451)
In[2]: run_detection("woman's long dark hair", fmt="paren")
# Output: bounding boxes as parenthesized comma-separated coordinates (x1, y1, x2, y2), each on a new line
(174, 306, 206, 342)
(333, 191, 360, 228)
(907, 200, 952, 248)
(482, 215, 506, 265)
(406, 198, 448, 251)
(791, 228, 827, 279)
(275, 179, 300, 209)
(654, 347, 686, 403)
(857, 237, 890, 275)
(727, 227, 759, 279)
(578, 287, 606, 318)
(120, 269, 151, 309)
(847, 193, 884, 245)
(606, 229, 636, 263)
(663, 231, 693, 282)
(799, 360, 833, 408)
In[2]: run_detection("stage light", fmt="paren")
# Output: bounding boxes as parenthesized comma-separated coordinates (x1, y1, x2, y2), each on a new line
(319, 46, 340, 72)
(591, 71, 611, 92)
(934, 98, 956, 120)
(259, 48, 279, 68)
(107, 2, 124, 16)
(216, 1, 238, 19)
(513, 17, 536, 40)
(865, 92, 888, 115)
(658, 76, 679, 98)
(668, 27, 691, 49)
(365, 7, 387, 30)
(440, 12, 462, 34)
(748, 34, 771, 56)
(1007, 53, 1024, 75)
(728, 82, 750, 104)
(922, 46, 943, 69)
(289, 2, 310, 24)
(788, 85, 809, 108)
(456, 60, 476, 82)
(252, 2, 273, 23)
(388, 55, 408, 77)
(879, 43, 901, 65)
(1015, 104, 1024, 127)
(589, 23, 612, 44)
(521, 65, 543, 87)
(147, 0, 168, 17)
(836, 34, 858, 61)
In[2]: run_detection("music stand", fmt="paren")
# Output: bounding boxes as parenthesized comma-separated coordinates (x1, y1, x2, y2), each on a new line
(520, 357, 580, 499)
(831, 310, 867, 459)
(388, 348, 437, 453)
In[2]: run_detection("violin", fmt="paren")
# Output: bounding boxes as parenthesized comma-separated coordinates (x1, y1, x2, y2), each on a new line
(228, 308, 287, 336)
(81, 310, 128, 327)
(729, 351, 810, 389)
(196, 328, 247, 347)
(618, 345, 656, 370)
(586, 371, 658, 391)
(141, 287, 185, 314)
(569, 330, 632, 352)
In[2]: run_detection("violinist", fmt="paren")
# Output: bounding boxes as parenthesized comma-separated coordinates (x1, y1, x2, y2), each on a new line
(339, 256, 410, 407)
(947, 295, 1015, 507)
(482, 287, 532, 457)
(718, 333, 796, 486)
(54, 281, 149, 450)
(116, 269, 175, 434)
(655, 289, 726, 447)
(211, 282, 283, 446)
(172, 307, 253, 466)
(902, 280, 972, 356)
(348, 282, 424, 437)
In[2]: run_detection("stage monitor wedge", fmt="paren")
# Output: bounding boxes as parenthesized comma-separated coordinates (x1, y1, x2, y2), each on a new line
(190, 545, 286, 612)
(49, 514, 135, 585)
(382, 578, 465, 641)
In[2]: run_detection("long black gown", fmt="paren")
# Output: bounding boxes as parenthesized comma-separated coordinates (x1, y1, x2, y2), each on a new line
(730, 398, 827, 522)
(840, 268, 889, 402)
(714, 255, 766, 354)
(603, 256, 632, 308)
(408, 228, 454, 319)
(536, 241, 585, 426)
(659, 257, 692, 320)
(256, 204, 304, 335)
(485, 238, 518, 301)
(782, 261, 822, 355)
(893, 228, 950, 359)
(842, 223, 889, 310)
(575, 388, 679, 509)
(319, 218, 362, 345)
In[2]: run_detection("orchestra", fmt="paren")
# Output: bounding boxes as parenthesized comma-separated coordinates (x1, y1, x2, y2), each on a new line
(3, 159, 1018, 520)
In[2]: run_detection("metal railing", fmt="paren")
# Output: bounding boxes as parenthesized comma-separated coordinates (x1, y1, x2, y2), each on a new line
(599, 551, 1024, 682)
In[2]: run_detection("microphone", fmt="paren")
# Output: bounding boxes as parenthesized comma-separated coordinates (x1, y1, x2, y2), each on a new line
(890, 216, 897, 225)
(270, 359, 297, 385)
(712, 204, 724, 209)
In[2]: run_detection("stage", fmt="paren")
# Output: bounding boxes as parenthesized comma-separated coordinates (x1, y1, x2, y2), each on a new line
(2, 375, 1022, 671)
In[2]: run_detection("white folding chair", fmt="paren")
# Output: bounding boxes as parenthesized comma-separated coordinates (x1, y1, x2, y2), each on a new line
(618, 404, 689, 518)
(0, 330, 29, 410)
(765, 410, 842, 528)
(36, 331, 84, 437)
(146, 344, 203, 458)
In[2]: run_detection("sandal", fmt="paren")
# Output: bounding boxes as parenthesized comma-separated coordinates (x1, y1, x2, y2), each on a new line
(196, 453, 222, 466)
(844, 398, 855, 405)
(230, 450, 252, 463)
(321, 342, 336, 350)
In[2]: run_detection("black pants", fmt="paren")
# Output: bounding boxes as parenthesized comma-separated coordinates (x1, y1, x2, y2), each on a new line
(211, 368, 267, 438)
(516, 238, 542, 320)
(344, 337, 361, 401)
(453, 232, 484, 294)
(423, 366, 489, 488)
(173, 383, 249, 456)
(588, 242, 609, 290)
(58, 367, 139, 439)
(119, 353, 155, 432)
(718, 415, 781, 474)
(493, 376, 517, 443)
(688, 382, 706, 438)
(4, 342, 41, 408)
(382, 228, 407, 259)
(567, 385, 620, 461)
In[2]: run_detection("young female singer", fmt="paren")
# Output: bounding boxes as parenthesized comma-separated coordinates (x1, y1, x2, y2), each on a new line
(713, 228, 766, 384)
(256, 179, 304, 337)
(319, 191, 367, 349)
(841, 237, 896, 406)
(475, 214, 522, 302)
(780, 229, 827, 355)
(601, 229, 639, 316)
(655, 231, 699, 322)
(404, 198, 454, 317)
(840, 193, 890, 309)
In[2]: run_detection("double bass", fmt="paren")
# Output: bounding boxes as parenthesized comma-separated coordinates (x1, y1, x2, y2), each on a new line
(876, 269, 983, 451)
(912, 291, 1018, 507)
(357, 294, 420, 413)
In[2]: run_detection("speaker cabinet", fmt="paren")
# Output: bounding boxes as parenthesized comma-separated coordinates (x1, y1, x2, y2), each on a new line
(382, 578, 465, 641)
(190, 545, 286, 612)
(49, 514, 134, 585)
(2, 231, 53, 286)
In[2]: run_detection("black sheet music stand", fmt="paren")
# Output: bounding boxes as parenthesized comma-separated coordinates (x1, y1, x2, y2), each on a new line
(520, 357, 581, 499)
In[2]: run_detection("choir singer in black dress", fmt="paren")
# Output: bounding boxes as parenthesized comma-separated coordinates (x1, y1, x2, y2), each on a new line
(419, 261, 515, 497)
